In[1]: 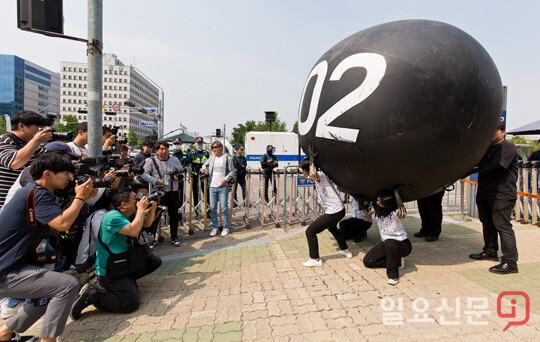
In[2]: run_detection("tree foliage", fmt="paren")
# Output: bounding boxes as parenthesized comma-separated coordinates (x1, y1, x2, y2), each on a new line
(56, 115, 78, 133)
(136, 137, 143, 149)
(291, 121, 298, 134)
(0, 116, 6, 134)
(230, 115, 288, 145)
(127, 129, 138, 147)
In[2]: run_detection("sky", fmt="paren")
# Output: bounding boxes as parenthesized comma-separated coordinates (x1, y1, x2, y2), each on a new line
(1, 0, 539, 137)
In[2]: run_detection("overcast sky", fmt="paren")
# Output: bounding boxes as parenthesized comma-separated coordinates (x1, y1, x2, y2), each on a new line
(1, 0, 539, 136)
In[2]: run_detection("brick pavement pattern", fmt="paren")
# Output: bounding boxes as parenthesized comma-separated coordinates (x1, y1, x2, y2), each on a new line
(2, 214, 540, 341)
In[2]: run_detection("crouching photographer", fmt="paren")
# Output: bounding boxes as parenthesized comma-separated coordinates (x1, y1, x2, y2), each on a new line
(70, 189, 160, 320)
(0, 154, 97, 342)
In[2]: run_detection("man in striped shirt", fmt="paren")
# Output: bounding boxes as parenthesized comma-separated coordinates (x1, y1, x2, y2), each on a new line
(0, 111, 52, 209)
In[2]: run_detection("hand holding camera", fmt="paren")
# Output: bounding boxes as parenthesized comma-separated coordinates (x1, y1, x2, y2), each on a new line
(33, 127, 53, 144)
(74, 178, 98, 201)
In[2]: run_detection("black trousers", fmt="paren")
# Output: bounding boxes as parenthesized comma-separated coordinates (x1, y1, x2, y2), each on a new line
(338, 217, 372, 242)
(160, 191, 180, 240)
(305, 209, 347, 259)
(476, 197, 518, 263)
(192, 174, 209, 209)
(92, 257, 160, 314)
(417, 190, 445, 238)
(263, 173, 277, 202)
(234, 176, 246, 204)
(363, 239, 412, 279)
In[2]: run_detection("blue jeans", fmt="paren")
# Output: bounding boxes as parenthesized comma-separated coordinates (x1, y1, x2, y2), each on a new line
(209, 186, 230, 229)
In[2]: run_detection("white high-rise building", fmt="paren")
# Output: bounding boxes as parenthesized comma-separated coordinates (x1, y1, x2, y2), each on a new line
(59, 54, 161, 139)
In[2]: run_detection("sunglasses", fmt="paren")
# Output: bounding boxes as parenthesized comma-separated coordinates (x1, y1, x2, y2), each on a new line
(212, 146, 219, 149)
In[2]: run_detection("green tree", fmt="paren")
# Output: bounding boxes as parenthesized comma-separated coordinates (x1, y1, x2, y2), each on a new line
(56, 114, 78, 133)
(144, 130, 158, 142)
(0, 116, 6, 134)
(509, 136, 528, 145)
(230, 115, 288, 145)
(231, 120, 257, 146)
(291, 121, 298, 134)
(127, 129, 138, 146)
(136, 137, 143, 149)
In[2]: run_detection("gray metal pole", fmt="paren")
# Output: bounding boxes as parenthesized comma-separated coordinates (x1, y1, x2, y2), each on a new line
(87, 0, 103, 157)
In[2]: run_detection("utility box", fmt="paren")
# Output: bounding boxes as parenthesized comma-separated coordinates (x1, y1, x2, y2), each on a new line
(18, 0, 64, 34)
(244, 131, 305, 170)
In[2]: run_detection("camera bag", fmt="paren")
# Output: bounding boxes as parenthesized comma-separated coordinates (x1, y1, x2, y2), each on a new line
(26, 185, 62, 267)
(97, 231, 148, 279)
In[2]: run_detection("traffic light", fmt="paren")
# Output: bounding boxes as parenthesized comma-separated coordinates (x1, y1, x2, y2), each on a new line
(17, 0, 64, 34)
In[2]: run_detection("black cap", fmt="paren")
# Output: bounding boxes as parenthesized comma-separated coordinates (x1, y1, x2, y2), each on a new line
(195, 136, 203, 143)
(235, 144, 244, 151)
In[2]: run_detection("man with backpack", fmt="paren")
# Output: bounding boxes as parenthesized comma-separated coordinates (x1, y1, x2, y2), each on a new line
(201, 141, 236, 237)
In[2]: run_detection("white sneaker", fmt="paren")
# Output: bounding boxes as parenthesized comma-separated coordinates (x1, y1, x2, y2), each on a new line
(1, 301, 22, 319)
(388, 278, 399, 285)
(210, 229, 218, 237)
(221, 229, 229, 237)
(302, 259, 323, 267)
(339, 250, 353, 258)
(400, 257, 405, 269)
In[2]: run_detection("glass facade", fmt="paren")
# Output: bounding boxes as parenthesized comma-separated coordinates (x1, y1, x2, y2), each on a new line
(0, 55, 25, 117)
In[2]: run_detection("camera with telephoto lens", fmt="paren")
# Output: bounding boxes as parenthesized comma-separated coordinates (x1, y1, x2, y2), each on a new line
(40, 114, 74, 141)
(168, 168, 185, 180)
(76, 174, 112, 188)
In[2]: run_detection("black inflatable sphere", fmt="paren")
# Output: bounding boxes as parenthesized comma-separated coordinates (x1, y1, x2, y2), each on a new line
(298, 20, 503, 202)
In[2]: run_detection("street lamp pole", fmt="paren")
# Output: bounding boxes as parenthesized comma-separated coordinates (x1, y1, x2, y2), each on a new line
(87, 0, 103, 157)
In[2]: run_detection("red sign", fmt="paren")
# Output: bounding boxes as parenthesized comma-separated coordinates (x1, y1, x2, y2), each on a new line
(112, 103, 120, 111)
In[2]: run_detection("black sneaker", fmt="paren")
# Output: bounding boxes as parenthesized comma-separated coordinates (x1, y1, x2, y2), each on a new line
(148, 241, 156, 251)
(70, 284, 95, 320)
(425, 235, 439, 242)
(413, 231, 427, 238)
(171, 238, 180, 247)
(0, 333, 37, 342)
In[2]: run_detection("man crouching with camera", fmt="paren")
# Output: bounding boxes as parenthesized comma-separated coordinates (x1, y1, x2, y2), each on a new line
(0, 153, 96, 342)
(70, 189, 159, 320)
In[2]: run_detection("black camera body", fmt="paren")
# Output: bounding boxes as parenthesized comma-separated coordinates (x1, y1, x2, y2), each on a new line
(74, 156, 110, 177)
(136, 191, 165, 208)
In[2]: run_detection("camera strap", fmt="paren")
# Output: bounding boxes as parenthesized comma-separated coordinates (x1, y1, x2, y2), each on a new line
(26, 185, 62, 262)
(151, 157, 164, 180)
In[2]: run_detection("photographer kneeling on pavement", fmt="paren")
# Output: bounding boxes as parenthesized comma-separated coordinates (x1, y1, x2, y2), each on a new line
(70, 189, 158, 319)
(0, 154, 96, 342)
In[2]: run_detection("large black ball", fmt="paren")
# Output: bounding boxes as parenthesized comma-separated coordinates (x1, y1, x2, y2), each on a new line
(298, 20, 503, 202)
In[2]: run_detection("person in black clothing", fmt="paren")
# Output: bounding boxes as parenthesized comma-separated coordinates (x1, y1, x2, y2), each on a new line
(232, 144, 247, 206)
(527, 139, 540, 161)
(260, 145, 278, 203)
(133, 140, 153, 166)
(414, 189, 445, 242)
(188, 137, 210, 212)
(468, 122, 519, 274)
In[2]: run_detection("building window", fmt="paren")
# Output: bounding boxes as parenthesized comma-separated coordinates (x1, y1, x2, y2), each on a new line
(63, 67, 66, 71)
(68, 67, 72, 71)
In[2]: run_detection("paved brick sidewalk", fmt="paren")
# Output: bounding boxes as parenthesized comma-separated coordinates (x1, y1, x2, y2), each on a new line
(3, 215, 540, 341)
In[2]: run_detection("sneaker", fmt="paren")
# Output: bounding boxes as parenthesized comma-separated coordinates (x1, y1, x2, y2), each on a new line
(148, 242, 156, 251)
(399, 257, 405, 269)
(210, 229, 218, 237)
(1, 301, 22, 319)
(302, 259, 323, 267)
(70, 284, 95, 320)
(221, 229, 229, 237)
(171, 239, 180, 247)
(388, 278, 399, 285)
(338, 250, 353, 258)
(1, 333, 37, 342)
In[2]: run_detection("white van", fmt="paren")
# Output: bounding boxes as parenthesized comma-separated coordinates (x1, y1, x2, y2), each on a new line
(244, 131, 306, 170)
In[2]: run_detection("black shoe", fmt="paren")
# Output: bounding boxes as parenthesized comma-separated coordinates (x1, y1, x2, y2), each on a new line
(469, 251, 499, 261)
(489, 262, 518, 274)
(425, 235, 439, 242)
(0, 333, 37, 342)
(70, 284, 95, 320)
(171, 238, 180, 247)
(413, 231, 427, 238)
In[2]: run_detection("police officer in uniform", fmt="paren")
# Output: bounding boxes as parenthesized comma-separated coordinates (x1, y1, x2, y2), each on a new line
(232, 144, 247, 206)
(260, 144, 278, 203)
(188, 137, 210, 215)
(172, 138, 188, 167)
